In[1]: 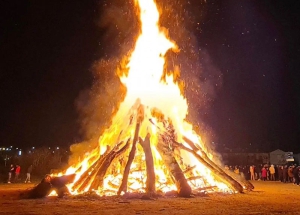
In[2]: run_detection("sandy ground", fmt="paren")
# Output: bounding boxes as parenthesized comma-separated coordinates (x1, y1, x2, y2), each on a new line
(0, 181, 299, 215)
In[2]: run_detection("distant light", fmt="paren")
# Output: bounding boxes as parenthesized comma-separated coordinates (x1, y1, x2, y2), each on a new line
(52, 151, 55, 153)
(16, 148, 18, 150)
(32, 147, 35, 150)
(10, 146, 13, 148)
(49, 147, 51, 149)
(56, 147, 59, 150)
(6, 148, 9, 151)
(18, 151, 22, 156)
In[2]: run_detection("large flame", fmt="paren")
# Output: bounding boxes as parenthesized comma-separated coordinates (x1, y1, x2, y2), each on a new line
(52, 0, 232, 196)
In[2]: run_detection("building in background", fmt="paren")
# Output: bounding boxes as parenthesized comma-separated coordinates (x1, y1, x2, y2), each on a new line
(221, 149, 299, 166)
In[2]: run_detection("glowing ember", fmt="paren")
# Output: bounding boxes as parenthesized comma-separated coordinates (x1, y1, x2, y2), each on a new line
(51, 0, 251, 197)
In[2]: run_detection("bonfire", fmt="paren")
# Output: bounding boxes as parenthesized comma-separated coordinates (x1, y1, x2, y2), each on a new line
(29, 0, 253, 198)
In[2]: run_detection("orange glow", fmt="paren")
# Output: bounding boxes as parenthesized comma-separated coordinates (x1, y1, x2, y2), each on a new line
(51, 0, 234, 196)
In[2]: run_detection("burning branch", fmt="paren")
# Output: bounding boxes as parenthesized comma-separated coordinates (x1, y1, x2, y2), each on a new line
(157, 121, 192, 197)
(172, 141, 244, 193)
(139, 133, 156, 195)
(117, 105, 144, 195)
(89, 138, 131, 191)
(182, 136, 254, 190)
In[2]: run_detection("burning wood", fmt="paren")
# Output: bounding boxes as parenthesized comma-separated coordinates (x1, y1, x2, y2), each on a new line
(156, 121, 192, 197)
(39, 0, 254, 199)
(89, 138, 131, 191)
(21, 174, 76, 199)
(71, 146, 110, 192)
(117, 105, 144, 195)
(172, 140, 244, 193)
(139, 134, 156, 195)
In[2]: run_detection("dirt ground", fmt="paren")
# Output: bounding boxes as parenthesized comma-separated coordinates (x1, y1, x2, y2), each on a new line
(0, 181, 299, 215)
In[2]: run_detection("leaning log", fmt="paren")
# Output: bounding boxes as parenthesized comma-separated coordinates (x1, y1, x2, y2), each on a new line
(71, 146, 111, 192)
(117, 105, 144, 195)
(156, 132, 192, 197)
(22, 174, 76, 199)
(139, 133, 156, 195)
(172, 141, 244, 193)
(224, 169, 255, 190)
(76, 141, 125, 192)
(50, 174, 76, 197)
(182, 136, 254, 190)
(89, 138, 131, 191)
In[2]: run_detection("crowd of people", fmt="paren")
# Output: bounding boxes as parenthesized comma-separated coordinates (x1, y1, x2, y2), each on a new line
(225, 164, 300, 186)
(7, 164, 32, 183)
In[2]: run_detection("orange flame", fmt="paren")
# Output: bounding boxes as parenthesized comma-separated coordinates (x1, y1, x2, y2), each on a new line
(52, 0, 232, 196)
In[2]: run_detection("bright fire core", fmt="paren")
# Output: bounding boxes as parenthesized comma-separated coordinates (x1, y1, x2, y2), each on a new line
(53, 0, 234, 196)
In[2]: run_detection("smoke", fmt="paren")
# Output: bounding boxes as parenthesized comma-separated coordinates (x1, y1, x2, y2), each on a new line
(70, 0, 223, 162)
(69, 0, 139, 162)
(158, 0, 223, 149)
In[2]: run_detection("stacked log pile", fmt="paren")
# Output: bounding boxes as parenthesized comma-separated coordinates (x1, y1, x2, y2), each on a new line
(22, 104, 254, 199)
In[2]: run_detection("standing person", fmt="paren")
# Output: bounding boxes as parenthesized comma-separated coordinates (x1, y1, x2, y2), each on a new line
(15, 165, 21, 182)
(288, 166, 294, 182)
(283, 165, 288, 183)
(266, 166, 270, 180)
(255, 165, 261, 180)
(269, 165, 275, 181)
(25, 165, 33, 183)
(234, 166, 240, 174)
(278, 166, 283, 182)
(250, 165, 255, 180)
(293, 165, 299, 186)
(261, 167, 267, 181)
(8, 164, 15, 183)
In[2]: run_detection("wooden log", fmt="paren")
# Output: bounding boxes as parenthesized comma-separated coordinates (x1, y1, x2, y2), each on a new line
(183, 165, 197, 174)
(108, 181, 119, 189)
(182, 136, 255, 190)
(139, 133, 156, 195)
(76, 143, 123, 192)
(117, 105, 144, 195)
(187, 176, 203, 181)
(150, 115, 243, 193)
(72, 132, 124, 192)
(172, 141, 244, 193)
(50, 174, 76, 197)
(224, 169, 255, 190)
(89, 138, 131, 191)
(71, 146, 111, 191)
(194, 185, 217, 192)
(156, 136, 192, 197)
(22, 174, 76, 199)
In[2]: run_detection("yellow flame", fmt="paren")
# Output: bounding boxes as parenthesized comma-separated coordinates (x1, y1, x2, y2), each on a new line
(51, 0, 232, 196)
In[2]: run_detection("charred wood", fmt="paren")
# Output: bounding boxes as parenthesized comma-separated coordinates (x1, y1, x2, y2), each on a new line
(22, 174, 76, 199)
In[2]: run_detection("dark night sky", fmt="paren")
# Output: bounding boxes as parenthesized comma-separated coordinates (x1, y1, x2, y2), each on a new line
(1, 0, 300, 153)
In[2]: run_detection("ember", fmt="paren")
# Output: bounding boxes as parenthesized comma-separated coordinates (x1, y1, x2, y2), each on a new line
(50, 0, 253, 197)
